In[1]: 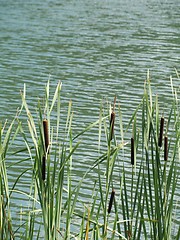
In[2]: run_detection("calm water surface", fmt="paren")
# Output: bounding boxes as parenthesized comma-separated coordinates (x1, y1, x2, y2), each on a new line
(0, 0, 180, 237)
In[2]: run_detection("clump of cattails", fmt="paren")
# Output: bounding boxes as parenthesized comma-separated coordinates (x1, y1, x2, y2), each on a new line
(164, 135, 168, 161)
(109, 93, 117, 141)
(108, 189, 115, 214)
(131, 137, 134, 165)
(42, 155, 46, 181)
(158, 117, 164, 147)
(43, 119, 49, 153)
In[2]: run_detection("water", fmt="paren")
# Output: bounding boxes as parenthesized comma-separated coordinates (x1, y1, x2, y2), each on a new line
(0, 0, 180, 237)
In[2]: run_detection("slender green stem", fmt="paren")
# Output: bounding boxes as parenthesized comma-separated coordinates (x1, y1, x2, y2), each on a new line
(104, 140, 111, 239)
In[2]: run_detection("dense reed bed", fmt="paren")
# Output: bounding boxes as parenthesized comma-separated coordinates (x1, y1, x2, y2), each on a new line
(0, 74, 179, 240)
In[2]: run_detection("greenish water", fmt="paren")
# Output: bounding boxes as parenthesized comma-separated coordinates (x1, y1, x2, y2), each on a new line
(0, 0, 180, 237)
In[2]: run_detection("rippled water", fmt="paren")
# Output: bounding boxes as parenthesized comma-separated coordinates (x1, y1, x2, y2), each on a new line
(0, 0, 180, 237)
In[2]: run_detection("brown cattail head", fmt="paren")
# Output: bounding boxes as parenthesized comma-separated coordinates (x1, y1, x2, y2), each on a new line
(109, 93, 117, 141)
(108, 189, 115, 214)
(158, 117, 165, 147)
(110, 112, 115, 141)
(164, 136, 168, 161)
(42, 155, 46, 181)
(131, 137, 134, 165)
(43, 119, 49, 153)
(149, 123, 152, 140)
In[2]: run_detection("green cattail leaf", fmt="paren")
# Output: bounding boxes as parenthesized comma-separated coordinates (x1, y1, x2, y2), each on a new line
(56, 82, 61, 140)
(1, 119, 14, 156)
(147, 69, 152, 111)
(66, 99, 72, 134)
(176, 224, 180, 240)
(123, 99, 143, 138)
(98, 98, 103, 153)
(50, 81, 62, 114)
(103, 109, 109, 144)
(10, 190, 40, 204)
(67, 112, 73, 140)
(73, 114, 110, 141)
(118, 103, 124, 144)
(27, 120, 39, 156)
(20, 92, 37, 137)
(9, 168, 31, 198)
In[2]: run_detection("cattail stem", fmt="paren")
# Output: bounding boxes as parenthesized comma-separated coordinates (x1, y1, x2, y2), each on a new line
(158, 117, 164, 147)
(108, 189, 115, 214)
(164, 136, 168, 161)
(131, 137, 134, 165)
(43, 119, 49, 153)
(42, 155, 46, 181)
(127, 229, 131, 239)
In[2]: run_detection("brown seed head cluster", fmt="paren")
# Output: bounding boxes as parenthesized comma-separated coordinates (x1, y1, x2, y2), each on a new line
(158, 117, 164, 147)
(110, 112, 115, 141)
(42, 119, 49, 181)
(109, 93, 117, 141)
(108, 189, 115, 214)
(43, 119, 49, 153)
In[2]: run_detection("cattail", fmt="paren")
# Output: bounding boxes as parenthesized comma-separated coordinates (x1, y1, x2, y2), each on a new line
(149, 123, 152, 140)
(110, 112, 115, 141)
(109, 93, 117, 141)
(164, 136, 168, 161)
(158, 117, 164, 147)
(108, 189, 115, 214)
(42, 155, 46, 181)
(43, 119, 49, 153)
(131, 137, 134, 165)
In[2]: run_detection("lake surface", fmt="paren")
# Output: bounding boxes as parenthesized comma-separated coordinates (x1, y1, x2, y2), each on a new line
(0, 0, 180, 237)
